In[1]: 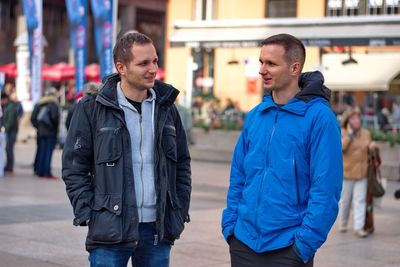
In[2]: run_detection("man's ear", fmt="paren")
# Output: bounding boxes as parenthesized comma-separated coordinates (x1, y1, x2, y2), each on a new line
(291, 62, 302, 76)
(115, 62, 125, 76)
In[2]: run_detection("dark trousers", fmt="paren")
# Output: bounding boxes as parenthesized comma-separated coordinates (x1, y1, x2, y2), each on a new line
(5, 131, 17, 171)
(34, 135, 57, 177)
(229, 236, 314, 267)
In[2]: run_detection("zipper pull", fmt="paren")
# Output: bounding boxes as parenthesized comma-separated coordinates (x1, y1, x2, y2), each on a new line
(153, 234, 158, 246)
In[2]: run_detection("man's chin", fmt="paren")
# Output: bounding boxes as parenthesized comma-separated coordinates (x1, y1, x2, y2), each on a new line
(264, 85, 273, 90)
(144, 81, 155, 89)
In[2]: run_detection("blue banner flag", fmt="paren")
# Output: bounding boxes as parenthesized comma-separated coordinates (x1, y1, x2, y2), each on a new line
(22, 0, 38, 29)
(66, 0, 88, 93)
(91, 0, 114, 79)
(22, 0, 42, 104)
(22, 0, 39, 91)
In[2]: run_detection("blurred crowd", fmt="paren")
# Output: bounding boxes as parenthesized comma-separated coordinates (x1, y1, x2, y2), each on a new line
(192, 96, 245, 131)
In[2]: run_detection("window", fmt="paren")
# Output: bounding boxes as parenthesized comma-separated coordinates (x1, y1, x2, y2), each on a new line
(267, 0, 297, 18)
(327, 0, 344, 15)
(383, 0, 399, 14)
(368, 0, 383, 15)
(0, 1, 16, 33)
(136, 8, 166, 68)
(327, 0, 399, 16)
(194, 0, 216, 20)
(192, 48, 215, 96)
(345, 0, 360, 15)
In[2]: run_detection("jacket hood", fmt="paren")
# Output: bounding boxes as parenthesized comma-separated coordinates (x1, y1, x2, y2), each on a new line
(263, 71, 331, 103)
(296, 71, 331, 102)
(38, 95, 58, 105)
(98, 73, 179, 108)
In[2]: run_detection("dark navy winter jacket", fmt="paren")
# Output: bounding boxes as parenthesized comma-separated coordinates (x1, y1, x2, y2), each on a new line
(62, 74, 191, 251)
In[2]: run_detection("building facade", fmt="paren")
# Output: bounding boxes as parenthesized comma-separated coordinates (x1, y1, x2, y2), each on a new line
(0, 0, 167, 67)
(166, 0, 400, 111)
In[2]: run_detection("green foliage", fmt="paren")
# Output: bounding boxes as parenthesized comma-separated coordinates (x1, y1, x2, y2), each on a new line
(369, 128, 400, 147)
(193, 119, 210, 132)
(193, 91, 220, 102)
(222, 120, 243, 131)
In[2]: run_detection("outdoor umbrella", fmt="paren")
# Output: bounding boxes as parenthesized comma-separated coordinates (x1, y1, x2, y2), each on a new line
(42, 62, 75, 82)
(0, 63, 17, 78)
(85, 63, 100, 82)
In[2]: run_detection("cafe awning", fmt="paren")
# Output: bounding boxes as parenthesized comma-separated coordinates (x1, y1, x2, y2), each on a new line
(322, 53, 400, 91)
(169, 15, 400, 48)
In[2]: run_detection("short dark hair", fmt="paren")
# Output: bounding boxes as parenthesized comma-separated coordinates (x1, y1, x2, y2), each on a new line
(113, 31, 153, 66)
(260, 34, 306, 70)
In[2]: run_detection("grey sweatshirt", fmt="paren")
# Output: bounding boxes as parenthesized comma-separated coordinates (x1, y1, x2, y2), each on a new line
(117, 83, 157, 222)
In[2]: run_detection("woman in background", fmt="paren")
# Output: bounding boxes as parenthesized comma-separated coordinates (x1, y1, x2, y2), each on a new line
(339, 107, 376, 238)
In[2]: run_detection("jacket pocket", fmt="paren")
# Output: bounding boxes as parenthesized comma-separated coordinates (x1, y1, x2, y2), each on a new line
(88, 194, 123, 243)
(164, 190, 185, 242)
(162, 125, 177, 162)
(95, 127, 123, 165)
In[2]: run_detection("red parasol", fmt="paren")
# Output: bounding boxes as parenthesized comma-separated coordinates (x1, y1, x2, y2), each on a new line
(156, 68, 165, 81)
(85, 64, 100, 82)
(42, 62, 75, 81)
(0, 63, 17, 78)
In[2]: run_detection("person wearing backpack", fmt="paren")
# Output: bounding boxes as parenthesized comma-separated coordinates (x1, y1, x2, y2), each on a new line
(30, 87, 60, 178)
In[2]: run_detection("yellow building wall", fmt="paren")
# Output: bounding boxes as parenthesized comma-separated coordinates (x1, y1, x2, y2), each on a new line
(166, 0, 329, 110)
(297, 0, 325, 17)
(217, 0, 265, 19)
(304, 48, 321, 72)
(298, 0, 325, 73)
(214, 48, 262, 111)
(165, 0, 193, 98)
(213, 0, 265, 111)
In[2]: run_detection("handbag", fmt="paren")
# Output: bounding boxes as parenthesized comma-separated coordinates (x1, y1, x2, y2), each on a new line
(367, 152, 385, 198)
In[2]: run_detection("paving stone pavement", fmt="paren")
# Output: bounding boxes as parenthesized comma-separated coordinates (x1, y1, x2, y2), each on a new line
(1, 143, 400, 267)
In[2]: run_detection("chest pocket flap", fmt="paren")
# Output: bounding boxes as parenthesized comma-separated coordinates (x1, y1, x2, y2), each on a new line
(95, 127, 123, 164)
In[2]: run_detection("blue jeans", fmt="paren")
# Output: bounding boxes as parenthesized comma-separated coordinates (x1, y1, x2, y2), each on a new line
(34, 135, 57, 176)
(89, 223, 171, 267)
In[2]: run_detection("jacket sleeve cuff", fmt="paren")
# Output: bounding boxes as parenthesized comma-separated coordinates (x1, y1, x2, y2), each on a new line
(73, 211, 91, 226)
(222, 226, 234, 242)
(294, 240, 314, 262)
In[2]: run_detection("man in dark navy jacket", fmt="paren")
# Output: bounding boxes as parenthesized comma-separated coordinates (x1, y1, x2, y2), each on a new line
(62, 32, 191, 267)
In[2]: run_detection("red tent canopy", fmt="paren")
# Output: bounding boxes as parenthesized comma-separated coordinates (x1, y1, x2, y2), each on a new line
(42, 62, 75, 82)
(156, 68, 165, 81)
(85, 64, 100, 82)
(0, 63, 17, 78)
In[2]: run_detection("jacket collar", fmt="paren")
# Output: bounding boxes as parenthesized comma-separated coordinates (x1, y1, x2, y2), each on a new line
(258, 71, 330, 115)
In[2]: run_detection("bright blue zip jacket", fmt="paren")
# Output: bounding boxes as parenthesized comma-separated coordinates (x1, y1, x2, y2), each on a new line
(222, 71, 343, 261)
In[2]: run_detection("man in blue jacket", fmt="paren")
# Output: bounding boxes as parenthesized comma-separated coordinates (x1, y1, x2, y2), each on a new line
(221, 34, 343, 266)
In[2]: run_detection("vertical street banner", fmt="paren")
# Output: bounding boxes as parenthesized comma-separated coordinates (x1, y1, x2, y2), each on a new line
(66, 0, 88, 93)
(91, 0, 114, 79)
(22, 0, 41, 104)
(22, 0, 37, 67)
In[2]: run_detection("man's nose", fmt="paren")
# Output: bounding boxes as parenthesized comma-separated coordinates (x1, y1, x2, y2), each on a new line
(259, 65, 267, 75)
(149, 64, 158, 73)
